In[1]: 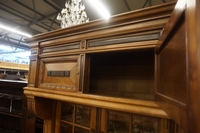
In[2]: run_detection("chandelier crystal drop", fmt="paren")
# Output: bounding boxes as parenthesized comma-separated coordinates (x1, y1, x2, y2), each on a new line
(57, 0, 89, 28)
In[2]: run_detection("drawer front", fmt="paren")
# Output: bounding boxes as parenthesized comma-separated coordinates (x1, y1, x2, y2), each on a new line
(38, 55, 80, 91)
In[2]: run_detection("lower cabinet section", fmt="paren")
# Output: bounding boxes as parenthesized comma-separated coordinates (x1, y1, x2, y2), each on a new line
(58, 102, 94, 133)
(55, 101, 174, 133)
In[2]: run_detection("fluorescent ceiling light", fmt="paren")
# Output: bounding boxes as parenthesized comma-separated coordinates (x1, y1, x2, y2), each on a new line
(89, 0, 110, 20)
(0, 23, 32, 38)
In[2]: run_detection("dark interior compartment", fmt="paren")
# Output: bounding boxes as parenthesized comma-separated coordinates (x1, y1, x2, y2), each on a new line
(89, 49, 155, 101)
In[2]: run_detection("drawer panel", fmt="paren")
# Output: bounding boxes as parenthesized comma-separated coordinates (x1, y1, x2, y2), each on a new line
(38, 55, 80, 91)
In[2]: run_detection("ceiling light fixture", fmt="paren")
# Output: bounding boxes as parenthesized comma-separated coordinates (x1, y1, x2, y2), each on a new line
(0, 23, 32, 38)
(89, 0, 110, 20)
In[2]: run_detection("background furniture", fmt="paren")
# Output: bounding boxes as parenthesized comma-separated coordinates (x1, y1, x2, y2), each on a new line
(0, 79, 43, 133)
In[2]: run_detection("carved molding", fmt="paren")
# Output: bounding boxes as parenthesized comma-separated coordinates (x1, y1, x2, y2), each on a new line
(27, 96, 36, 115)
(40, 83, 76, 90)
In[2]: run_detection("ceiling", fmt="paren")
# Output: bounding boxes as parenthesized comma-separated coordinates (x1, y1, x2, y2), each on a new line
(0, 0, 174, 52)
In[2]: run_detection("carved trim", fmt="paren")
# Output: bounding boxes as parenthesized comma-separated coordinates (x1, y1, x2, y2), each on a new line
(40, 83, 76, 90)
(27, 97, 36, 115)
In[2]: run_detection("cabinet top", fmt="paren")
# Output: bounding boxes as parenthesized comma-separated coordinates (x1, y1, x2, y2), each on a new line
(25, 1, 176, 43)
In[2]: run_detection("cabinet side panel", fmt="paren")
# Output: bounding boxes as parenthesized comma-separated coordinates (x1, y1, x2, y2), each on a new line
(157, 21, 186, 104)
(186, 0, 200, 132)
(28, 59, 37, 87)
(155, 2, 188, 132)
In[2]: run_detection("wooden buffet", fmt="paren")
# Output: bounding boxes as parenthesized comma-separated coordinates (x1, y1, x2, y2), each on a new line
(24, 0, 200, 133)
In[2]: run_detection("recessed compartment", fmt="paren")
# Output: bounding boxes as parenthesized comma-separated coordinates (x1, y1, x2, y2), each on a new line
(87, 49, 155, 101)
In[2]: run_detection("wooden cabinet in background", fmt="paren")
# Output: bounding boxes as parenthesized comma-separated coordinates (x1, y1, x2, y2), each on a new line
(0, 80, 43, 133)
(24, 0, 200, 133)
(0, 80, 27, 133)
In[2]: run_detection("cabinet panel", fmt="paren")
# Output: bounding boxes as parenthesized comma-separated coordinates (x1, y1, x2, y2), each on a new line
(38, 55, 80, 91)
(155, 1, 187, 132)
(28, 58, 37, 87)
(156, 21, 186, 104)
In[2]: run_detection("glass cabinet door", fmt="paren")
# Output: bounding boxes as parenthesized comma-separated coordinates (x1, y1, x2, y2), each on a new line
(106, 110, 158, 133)
(108, 111, 130, 133)
(75, 105, 91, 127)
(59, 102, 94, 133)
(58, 102, 161, 133)
(132, 115, 158, 133)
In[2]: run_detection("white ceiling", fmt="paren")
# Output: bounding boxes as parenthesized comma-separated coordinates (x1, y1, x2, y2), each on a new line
(0, 0, 175, 51)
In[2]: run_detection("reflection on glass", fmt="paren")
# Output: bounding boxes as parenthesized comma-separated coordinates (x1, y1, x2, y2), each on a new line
(108, 111, 130, 133)
(74, 126, 90, 133)
(132, 115, 158, 133)
(60, 122, 72, 133)
(75, 105, 91, 127)
(61, 102, 74, 122)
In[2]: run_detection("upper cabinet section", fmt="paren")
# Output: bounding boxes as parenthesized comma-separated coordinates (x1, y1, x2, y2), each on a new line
(26, 2, 176, 57)
(24, 2, 176, 118)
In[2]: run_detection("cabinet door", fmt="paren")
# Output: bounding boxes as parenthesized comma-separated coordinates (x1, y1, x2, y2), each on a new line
(156, 1, 200, 132)
(56, 102, 96, 133)
(100, 109, 171, 133)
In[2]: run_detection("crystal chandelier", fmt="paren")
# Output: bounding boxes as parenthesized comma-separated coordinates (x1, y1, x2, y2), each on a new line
(57, 0, 89, 28)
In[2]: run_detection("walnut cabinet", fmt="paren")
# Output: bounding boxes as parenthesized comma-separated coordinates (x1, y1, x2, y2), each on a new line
(24, 0, 200, 133)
